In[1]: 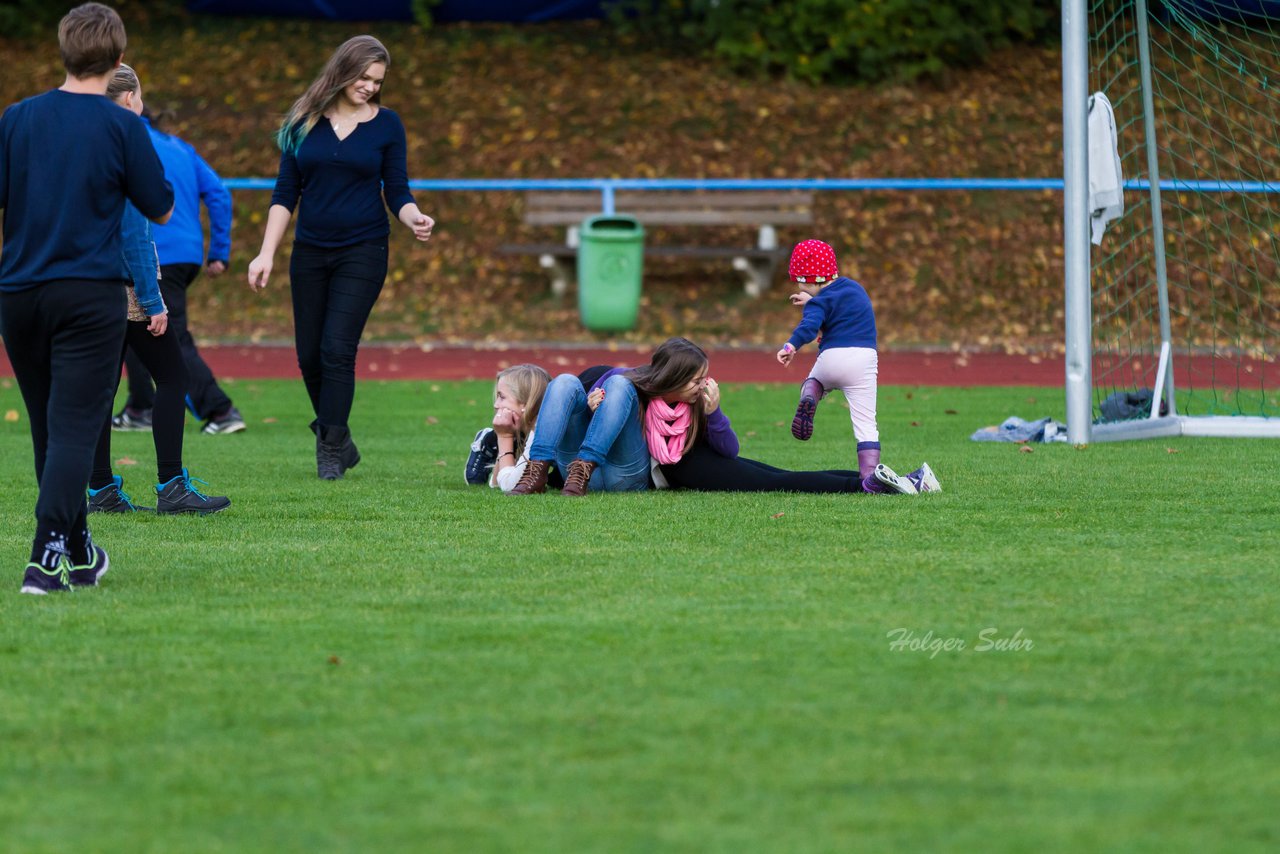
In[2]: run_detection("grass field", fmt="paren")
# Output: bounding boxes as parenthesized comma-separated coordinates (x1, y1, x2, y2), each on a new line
(1, 378, 1277, 851)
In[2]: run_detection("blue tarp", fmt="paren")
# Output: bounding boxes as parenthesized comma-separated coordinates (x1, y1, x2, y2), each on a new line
(185, 0, 607, 22)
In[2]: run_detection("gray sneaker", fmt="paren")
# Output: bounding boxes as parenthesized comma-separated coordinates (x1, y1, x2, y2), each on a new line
(202, 406, 245, 435)
(111, 407, 153, 431)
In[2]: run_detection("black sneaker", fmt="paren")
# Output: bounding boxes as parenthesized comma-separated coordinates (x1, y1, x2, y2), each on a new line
(201, 406, 245, 435)
(111, 407, 153, 432)
(68, 544, 110, 588)
(156, 469, 231, 515)
(465, 427, 499, 485)
(88, 475, 153, 513)
(20, 561, 71, 595)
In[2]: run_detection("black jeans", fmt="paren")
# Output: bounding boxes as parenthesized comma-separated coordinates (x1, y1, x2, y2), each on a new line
(1, 281, 126, 538)
(123, 263, 232, 420)
(95, 320, 188, 487)
(661, 442, 863, 493)
(289, 240, 388, 429)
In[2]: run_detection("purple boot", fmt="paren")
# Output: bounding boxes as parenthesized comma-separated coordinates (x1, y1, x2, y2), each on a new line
(791, 378, 824, 441)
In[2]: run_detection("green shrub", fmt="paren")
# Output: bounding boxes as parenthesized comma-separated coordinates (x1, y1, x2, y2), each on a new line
(0, 0, 67, 39)
(606, 0, 1059, 84)
(0, 0, 190, 41)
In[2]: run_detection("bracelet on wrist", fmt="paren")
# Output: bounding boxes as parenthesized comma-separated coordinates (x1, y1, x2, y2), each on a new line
(499, 451, 516, 460)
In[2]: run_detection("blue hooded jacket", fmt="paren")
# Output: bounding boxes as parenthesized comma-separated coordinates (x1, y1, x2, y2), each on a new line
(144, 116, 231, 266)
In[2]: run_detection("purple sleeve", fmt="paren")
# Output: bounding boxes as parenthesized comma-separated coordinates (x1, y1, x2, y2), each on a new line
(704, 407, 739, 458)
(380, 111, 415, 215)
(269, 147, 301, 212)
(588, 366, 630, 392)
(786, 300, 827, 352)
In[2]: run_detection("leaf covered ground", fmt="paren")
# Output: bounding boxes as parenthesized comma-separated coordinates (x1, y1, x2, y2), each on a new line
(0, 15, 1068, 350)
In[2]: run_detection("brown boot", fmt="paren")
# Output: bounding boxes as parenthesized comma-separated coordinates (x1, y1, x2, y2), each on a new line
(510, 460, 550, 495)
(561, 459, 597, 496)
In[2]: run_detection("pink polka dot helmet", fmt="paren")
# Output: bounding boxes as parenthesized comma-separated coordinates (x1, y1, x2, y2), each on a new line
(788, 239, 840, 284)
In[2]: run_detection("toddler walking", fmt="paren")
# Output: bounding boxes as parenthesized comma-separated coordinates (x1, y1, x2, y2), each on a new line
(775, 239, 940, 495)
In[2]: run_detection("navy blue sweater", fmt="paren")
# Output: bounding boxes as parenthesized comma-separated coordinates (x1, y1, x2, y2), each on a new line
(270, 107, 416, 248)
(785, 277, 878, 352)
(0, 90, 172, 290)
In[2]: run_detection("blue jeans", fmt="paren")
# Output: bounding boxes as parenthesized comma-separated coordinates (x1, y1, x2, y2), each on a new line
(528, 373, 650, 492)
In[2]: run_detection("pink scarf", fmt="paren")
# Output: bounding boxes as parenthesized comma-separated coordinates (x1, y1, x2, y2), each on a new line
(645, 399, 692, 464)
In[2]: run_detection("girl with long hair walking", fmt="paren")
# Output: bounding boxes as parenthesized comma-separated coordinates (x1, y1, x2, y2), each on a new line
(247, 35, 434, 479)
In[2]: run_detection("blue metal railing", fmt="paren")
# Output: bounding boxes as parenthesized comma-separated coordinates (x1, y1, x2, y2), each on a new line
(221, 177, 1280, 215)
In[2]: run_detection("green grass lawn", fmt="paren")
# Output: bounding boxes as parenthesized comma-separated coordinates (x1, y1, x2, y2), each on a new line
(1, 378, 1277, 852)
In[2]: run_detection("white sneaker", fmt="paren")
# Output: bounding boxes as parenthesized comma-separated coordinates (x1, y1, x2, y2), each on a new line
(873, 463, 917, 495)
(916, 462, 942, 494)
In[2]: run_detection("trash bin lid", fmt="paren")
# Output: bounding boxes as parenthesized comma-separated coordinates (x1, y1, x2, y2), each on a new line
(581, 214, 644, 238)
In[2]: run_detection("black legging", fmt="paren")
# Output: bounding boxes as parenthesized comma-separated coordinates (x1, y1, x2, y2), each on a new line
(122, 263, 234, 420)
(92, 321, 188, 487)
(660, 442, 864, 493)
(288, 240, 388, 430)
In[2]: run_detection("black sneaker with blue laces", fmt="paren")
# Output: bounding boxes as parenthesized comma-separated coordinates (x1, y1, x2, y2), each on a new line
(465, 427, 499, 485)
(68, 544, 110, 588)
(88, 475, 153, 513)
(156, 469, 231, 515)
(21, 561, 71, 595)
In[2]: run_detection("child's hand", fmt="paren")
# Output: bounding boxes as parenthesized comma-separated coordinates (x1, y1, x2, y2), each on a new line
(776, 343, 795, 366)
(701, 378, 720, 413)
(587, 387, 605, 412)
(492, 407, 521, 436)
(148, 311, 169, 337)
(789, 291, 812, 307)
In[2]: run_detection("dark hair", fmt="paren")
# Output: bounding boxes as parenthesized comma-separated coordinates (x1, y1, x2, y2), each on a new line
(627, 337, 710, 452)
(59, 3, 126, 79)
(277, 35, 390, 153)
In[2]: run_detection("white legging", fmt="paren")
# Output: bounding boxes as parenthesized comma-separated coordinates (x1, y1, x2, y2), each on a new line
(808, 346, 879, 445)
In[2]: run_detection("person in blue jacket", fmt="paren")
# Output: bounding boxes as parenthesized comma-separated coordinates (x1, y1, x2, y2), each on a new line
(113, 105, 243, 436)
(87, 63, 230, 519)
(0, 3, 173, 595)
(247, 35, 435, 480)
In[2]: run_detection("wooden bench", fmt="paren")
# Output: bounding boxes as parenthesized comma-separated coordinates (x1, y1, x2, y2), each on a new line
(498, 190, 814, 298)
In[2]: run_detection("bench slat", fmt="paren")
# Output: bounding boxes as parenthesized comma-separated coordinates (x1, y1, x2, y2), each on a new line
(525, 209, 813, 226)
(526, 190, 811, 207)
(498, 243, 786, 260)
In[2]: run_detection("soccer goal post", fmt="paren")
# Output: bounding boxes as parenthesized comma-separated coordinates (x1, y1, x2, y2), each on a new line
(1063, 0, 1280, 444)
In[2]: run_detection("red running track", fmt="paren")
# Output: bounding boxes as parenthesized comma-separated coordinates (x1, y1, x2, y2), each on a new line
(0, 344, 1065, 386)
(1, 343, 1274, 386)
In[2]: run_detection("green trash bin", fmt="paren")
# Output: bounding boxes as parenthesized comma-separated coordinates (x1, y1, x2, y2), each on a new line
(577, 214, 644, 331)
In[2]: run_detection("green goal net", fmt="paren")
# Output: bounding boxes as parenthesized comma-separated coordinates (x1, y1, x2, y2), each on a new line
(1067, 0, 1279, 440)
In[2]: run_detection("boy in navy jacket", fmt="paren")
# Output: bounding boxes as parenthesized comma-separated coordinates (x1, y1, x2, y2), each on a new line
(0, 3, 173, 594)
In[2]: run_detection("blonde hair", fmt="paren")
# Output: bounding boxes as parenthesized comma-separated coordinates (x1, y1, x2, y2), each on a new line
(277, 35, 390, 153)
(495, 364, 550, 458)
(105, 63, 139, 104)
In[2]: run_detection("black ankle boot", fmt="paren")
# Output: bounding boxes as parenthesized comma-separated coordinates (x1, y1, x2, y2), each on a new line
(315, 424, 349, 480)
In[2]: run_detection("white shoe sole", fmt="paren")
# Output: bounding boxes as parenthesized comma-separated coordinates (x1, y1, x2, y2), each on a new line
(874, 464, 918, 495)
